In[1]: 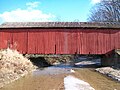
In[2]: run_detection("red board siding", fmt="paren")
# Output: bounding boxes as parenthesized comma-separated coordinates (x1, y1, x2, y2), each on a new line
(0, 31, 12, 49)
(27, 29, 56, 54)
(0, 28, 120, 54)
(12, 30, 27, 53)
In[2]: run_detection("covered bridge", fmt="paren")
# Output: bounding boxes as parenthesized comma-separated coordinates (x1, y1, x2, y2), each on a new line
(0, 22, 120, 55)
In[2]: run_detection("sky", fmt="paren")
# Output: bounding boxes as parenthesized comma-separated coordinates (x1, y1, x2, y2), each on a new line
(0, 0, 101, 24)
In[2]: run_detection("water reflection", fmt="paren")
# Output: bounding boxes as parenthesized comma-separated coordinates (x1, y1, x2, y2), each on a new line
(33, 65, 72, 76)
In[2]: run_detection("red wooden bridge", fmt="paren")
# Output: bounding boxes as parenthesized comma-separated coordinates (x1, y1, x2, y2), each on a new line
(0, 22, 120, 55)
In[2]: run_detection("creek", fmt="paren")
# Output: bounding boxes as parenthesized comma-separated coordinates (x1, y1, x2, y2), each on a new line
(0, 56, 120, 90)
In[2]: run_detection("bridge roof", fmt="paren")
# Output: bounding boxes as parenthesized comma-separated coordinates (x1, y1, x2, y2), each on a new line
(0, 22, 120, 29)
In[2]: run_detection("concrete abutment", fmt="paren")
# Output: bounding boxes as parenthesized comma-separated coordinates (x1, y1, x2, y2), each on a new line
(101, 50, 120, 67)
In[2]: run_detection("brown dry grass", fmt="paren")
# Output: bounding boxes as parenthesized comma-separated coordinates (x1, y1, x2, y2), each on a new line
(0, 48, 35, 88)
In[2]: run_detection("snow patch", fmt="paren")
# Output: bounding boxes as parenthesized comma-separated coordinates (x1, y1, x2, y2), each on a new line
(64, 75, 95, 90)
(70, 69, 75, 73)
(96, 67, 120, 81)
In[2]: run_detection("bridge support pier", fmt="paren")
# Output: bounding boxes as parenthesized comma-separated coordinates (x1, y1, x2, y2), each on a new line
(101, 51, 120, 67)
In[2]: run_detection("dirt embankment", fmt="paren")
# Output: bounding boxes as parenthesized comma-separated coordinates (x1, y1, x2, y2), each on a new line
(45, 55, 74, 65)
(0, 48, 36, 88)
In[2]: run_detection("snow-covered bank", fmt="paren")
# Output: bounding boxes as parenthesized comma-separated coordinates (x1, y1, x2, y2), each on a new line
(64, 75, 95, 90)
(96, 67, 120, 81)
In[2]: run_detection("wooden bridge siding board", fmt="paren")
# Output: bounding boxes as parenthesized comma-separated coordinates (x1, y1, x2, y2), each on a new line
(106, 30, 111, 53)
(114, 30, 119, 49)
(76, 29, 81, 54)
(87, 30, 93, 54)
(65, 31, 68, 54)
(28, 29, 45, 54)
(77, 30, 80, 54)
(59, 30, 63, 54)
(110, 30, 113, 51)
(0, 31, 3, 49)
(80, 30, 83, 54)
(95, 31, 99, 54)
(116, 30, 119, 49)
(52, 31, 56, 54)
(61, 31, 64, 54)
(119, 30, 120, 49)
(101, 30, 105, 54)
(75, 30, 78, 54)
(83, 30, 90, 54)
(103, 30, 108, 54)
(55, 30, 60, 54)
(110, 30, 116, 51)
(45, 30, 55, 54)
(36, 31, 42, 54)
(0, 30, 12, 49)
(47, 30, 55, 54)
(95, 31, 98, 54)
(103, 30, 111, 54)
(80, 31, 88, 54)
(0, 31, 4, 49)
(86, 30, 90, 54)
(49, 30, 56, 54)
(62, 30, 68, 54)
(108, 30, 112, 52)
(67, 31, 72, 54)
(79, 31, 82, 54)
(97, 30, 103, 54)
(79, 30, 83, 54)
(84, 30, 89, 54)
(78, 30, 83, 54)
(60, 31, 64, 54)
(88, 30, 98, 54)
(27, 29, 55, 54)
(111, 30, 119, 50)
(12, 30, 27, 54)
(55, 30, 70, 54)
(62, 30, 69, 54)
(59, 30, 71, 54)
(44, 31, 49, 54)
(70, 30, 77, 54)
(95, 30, 100, 54)
(86, 31, 90, 54)
(105, 30, 110, 53)
(35, 31, 39, 54)
(108, 30, 114, 52)
(102, 30, 107, 54)
(67, 31, 70, 54)
(70, 31, 74, 54)
(81, 31, 86, 54)
(28, 30, 36, 54)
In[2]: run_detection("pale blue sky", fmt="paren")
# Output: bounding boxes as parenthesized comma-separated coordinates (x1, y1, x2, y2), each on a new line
(0, 0, 101, 24)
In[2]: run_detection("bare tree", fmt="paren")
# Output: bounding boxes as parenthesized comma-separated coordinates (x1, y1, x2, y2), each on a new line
(88, 0, 120, 22)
